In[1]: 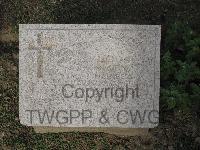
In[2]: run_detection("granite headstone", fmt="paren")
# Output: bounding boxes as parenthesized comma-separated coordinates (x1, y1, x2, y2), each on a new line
(19, 24, 160, 131)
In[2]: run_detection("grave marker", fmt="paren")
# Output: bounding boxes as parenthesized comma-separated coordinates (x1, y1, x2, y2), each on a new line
(19, 24, 160, 133)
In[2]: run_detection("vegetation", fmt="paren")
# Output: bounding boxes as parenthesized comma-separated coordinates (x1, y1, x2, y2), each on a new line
(161, 22, 200, 112)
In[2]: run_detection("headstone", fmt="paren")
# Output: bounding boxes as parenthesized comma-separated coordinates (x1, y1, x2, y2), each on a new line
(19, 24, 160, 134)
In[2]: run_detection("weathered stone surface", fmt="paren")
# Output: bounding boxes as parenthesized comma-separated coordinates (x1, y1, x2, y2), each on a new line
(34, 127, 149, 136)
(19, 24, 160, 128)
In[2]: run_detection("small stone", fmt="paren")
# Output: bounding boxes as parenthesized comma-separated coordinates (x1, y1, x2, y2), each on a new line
(168, 145, 174, 150)
(0, 132, 5, 139)
(195, 137, 200, 144)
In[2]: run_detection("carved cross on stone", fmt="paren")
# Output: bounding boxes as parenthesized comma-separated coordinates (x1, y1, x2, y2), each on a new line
(29, 33, 52, 78)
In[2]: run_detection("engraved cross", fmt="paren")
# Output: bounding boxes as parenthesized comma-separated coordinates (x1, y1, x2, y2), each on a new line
(29, 33, 52, 78)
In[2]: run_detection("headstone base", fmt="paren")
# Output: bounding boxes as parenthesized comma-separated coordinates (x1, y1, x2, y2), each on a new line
(34, 127, 149, 136)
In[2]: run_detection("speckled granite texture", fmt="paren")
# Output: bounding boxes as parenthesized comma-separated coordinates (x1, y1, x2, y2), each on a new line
(19, 24, 160, 128)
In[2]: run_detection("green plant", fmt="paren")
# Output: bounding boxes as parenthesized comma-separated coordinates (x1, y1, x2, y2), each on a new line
(160, 22, 200, 112)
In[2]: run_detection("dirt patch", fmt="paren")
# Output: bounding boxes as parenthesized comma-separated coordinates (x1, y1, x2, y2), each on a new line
(0, 25, 17, 42)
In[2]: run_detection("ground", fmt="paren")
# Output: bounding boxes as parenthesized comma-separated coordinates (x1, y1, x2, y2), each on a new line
(0, 0, 200, 149)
